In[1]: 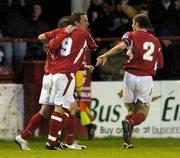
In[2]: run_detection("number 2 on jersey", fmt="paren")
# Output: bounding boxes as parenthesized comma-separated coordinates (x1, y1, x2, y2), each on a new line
(143, 42, 155, 61)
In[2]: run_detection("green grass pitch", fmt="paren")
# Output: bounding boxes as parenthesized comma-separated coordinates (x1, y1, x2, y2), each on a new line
(0, 137, 180, 158)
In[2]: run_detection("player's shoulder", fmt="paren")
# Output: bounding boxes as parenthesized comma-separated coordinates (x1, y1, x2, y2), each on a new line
(73, 28, 92, 39)
(56, 27, 65, 33)
(122, 31, 132, 39)
(148, 33, 161, 44)
(49, 27, 64, 34)
(75, 28, 89, 34)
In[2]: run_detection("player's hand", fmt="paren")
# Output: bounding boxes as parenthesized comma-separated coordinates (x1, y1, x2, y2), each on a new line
(65, 25, 76, 34)
(96, 54, 107, 66)
(84, 65, 94, 73)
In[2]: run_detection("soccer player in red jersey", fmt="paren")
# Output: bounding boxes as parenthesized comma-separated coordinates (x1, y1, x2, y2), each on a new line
(15, 13, 97, 150)
(96, 14, 164, 149)
(44, 11, 97, 150)
(14, 19, 76, 151)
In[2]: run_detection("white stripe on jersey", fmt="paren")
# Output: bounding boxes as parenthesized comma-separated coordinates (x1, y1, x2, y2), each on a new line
(73, 40, 87, 64)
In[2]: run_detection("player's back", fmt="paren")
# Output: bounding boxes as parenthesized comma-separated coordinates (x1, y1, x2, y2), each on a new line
(50, 28, 97, 73)
(124, 30, 162, 76)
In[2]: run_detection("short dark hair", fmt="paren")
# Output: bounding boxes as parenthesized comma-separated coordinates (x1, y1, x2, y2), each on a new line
(133, 14, 154, 33)
(70, 11, 86, 25)
(58, 16, 71, 27)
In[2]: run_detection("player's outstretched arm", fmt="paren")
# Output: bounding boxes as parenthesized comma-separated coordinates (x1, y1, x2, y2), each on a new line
(96, 42, 126, 67)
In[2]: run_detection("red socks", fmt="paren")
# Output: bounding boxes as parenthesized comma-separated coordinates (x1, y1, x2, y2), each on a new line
(128, 113, 145, 127)
(124, 113, 145, 144)
(125, 114, 133, 120)
(48, 112, 68, 145)
(66, 114, 76, 145)
(21, 112, 44, 140)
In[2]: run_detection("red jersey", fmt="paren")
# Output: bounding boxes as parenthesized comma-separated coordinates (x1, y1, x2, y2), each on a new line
(121, 30, 164, 76)
(44, 27, 68, 74)
(44, 27, 97, 74)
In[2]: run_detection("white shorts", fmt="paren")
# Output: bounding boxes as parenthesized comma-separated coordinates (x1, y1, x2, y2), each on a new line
(123, 71, 153, 106)
(39, 73, 75, 109)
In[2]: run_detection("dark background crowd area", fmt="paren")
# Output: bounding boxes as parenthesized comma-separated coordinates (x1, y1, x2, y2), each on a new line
(0, 0, 180, 82)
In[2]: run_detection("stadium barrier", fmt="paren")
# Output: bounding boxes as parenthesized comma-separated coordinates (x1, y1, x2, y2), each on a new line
(0, 84, 24, 139)
(92, 81, 180, 138)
